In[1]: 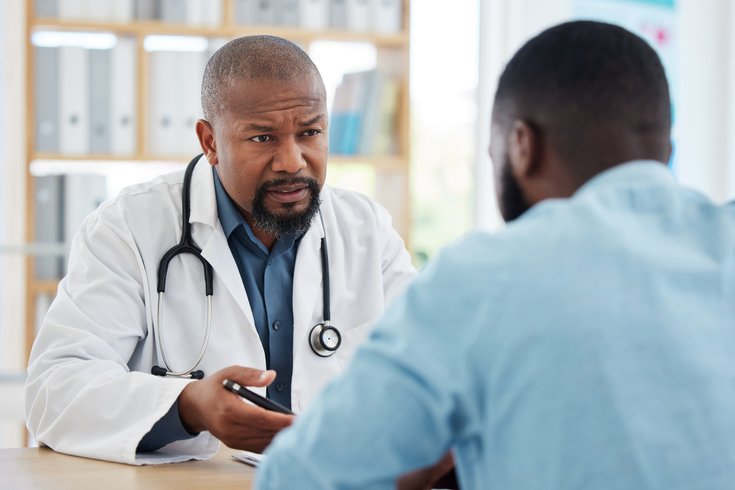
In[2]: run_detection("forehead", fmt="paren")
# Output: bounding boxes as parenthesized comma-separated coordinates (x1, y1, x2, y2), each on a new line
(218, 75, 325, 118)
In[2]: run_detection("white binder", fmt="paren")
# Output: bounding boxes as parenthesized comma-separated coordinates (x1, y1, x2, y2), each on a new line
(110, 37, 136, 155)
(372, 0, 401, 34)
(84, 0, 111, 22)
(161, 0, 187, 23)
(300, 0, 329, 30)
(185, 0, 204, 25)
(207, 37, 228, 60)
(253, 0, 276, 24)
(59, 46, 90, 155)
(135, 0, 159, 20)
(234, 0, 256, 24)
(278, 0, 300, 27)
(62, 174, 108, 253)
(35, 294, 55, 333)
(176, 50, 206, 155)
(34, 175, 65, 280)
(58, 0, 84, 20)
(110, 0, 134, 22)
(203, 0, 223, 25)
(89, 48, 112, 154)
(329, 0, 346, 29)
(35, 0, 58, 18)
(149, 50, 179, 155)
(35, 46, 59, 153)
(345, 0, 371, 31)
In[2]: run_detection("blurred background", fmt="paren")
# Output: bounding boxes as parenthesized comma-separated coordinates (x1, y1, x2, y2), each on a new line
(1, 0, 734, 448)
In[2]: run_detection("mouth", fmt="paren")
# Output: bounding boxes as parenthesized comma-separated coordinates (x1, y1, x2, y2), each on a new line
(265, 184, 309, 204)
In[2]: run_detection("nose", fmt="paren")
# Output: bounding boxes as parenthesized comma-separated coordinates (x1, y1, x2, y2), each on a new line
(272, 138, 307, 174)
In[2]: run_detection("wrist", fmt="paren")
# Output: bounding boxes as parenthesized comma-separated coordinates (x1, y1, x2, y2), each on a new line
(178, 383, 204, 434)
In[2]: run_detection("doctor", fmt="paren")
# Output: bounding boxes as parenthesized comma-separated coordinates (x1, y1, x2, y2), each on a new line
(25, 35, 415, 465)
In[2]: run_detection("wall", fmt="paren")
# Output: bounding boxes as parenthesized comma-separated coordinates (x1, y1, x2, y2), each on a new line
(675, 0, 735, 202)
(1, 0, 27, 374)
(0, 0, 28, 449)
(474, 0, 573, 230)
(475, 0, 735, 230)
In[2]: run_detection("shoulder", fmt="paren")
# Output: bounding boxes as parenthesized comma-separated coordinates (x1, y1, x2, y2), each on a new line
(414, 200, 582, 303)
(320, 185, 393, 229)
(108, 169, 185, 209)
(84, 169, 186, 236)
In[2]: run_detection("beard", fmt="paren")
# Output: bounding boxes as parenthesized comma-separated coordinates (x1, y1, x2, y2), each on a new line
(498, 156, 532, 222)
(251, 177, 322, 238)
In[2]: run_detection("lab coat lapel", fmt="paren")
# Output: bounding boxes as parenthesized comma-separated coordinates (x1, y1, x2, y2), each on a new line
(187, 157, 257, 332)
(292, 211, 325, 333)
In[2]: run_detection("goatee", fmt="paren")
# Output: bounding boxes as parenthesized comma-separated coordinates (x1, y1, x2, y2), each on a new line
(251, 177, 322, 238)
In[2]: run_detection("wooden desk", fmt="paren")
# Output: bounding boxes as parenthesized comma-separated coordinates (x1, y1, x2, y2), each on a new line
(0, 446, 255, 489)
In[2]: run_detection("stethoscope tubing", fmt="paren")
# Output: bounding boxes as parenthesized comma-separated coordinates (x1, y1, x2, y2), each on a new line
(156, 292, 213, 377)
(153, 154, 340, 379)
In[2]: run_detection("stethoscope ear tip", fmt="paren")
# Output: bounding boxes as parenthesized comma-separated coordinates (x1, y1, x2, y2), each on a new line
(151, 365, 205, 379)
(151, 365, 168, 377)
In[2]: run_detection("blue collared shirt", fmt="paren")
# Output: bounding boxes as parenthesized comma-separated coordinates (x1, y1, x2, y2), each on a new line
(137, 168, 299, 453)
(212, 168, 299, 409)
(257, 161, 735, 489)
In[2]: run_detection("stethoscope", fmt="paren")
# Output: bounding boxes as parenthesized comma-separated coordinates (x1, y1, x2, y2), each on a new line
(151, 155, 342, 380)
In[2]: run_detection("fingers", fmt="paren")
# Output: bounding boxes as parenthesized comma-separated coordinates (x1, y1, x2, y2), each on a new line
(215, 365, 277, 388)
(222, 435, 278, 453)
(224, 395, 294, 431)
(191, 366, 294, 451)
(396, 451, 455, 490)
(180, 365, 293, 451)
(208, 396, 294, 451)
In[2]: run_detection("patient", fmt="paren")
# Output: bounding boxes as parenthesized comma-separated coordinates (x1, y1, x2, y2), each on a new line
(256, 20, 735, 489)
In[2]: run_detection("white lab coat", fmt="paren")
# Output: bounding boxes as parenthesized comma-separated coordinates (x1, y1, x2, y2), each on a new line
(25, 157, 416, 465)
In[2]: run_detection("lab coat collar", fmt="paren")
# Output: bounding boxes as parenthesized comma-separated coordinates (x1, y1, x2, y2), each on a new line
(187, 156, 257, 332)
(293, 185, 337, 340)
(188, 155, 219, 228)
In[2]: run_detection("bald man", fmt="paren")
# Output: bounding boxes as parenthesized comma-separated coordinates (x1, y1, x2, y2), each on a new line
(25, 36, 415, 465)
(257, 21, 735, 489)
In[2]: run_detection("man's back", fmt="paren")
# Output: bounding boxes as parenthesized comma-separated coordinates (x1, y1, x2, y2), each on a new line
(257, 161, 735, 489)
(448, 161, 735, 488)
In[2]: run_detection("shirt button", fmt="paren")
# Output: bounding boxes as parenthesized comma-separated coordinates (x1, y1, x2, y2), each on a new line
(275, 383, 284, 392)
(273, 321, 280, 331)
(267, 259, 273, 266)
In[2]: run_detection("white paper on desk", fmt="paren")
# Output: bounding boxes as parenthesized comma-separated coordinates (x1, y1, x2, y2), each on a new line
(232, 450, 265, 468)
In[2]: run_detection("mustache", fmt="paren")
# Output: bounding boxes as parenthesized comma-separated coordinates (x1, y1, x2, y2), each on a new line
(258, 177, 320, 192)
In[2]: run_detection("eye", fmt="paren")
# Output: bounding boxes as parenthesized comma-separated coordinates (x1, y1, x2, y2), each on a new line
(302, 129, 322, 137)
(250, 135, 273, 143)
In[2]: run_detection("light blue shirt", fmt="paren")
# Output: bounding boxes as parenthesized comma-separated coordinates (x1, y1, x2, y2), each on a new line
(256, 161, 735, 489)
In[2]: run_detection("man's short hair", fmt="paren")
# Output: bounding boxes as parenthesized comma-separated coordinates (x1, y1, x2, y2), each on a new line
(201, 35, 323, 122)
(494, 21, 672, 171)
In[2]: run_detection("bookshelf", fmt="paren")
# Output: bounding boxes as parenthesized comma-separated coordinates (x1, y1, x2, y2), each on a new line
(23, 0, 411, 366)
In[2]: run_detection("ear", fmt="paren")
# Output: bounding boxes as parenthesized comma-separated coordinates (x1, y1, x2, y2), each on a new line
(507, 119, 541, 179)
(196, 119, 218, 166)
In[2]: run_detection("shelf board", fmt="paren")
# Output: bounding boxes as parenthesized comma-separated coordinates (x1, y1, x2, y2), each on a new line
(33, 153, 150, 161)
(31, 19, 409, 47)
(328, 155, 407, 170)
(31, 153, 407, 170)
(30, 280, 60, 295)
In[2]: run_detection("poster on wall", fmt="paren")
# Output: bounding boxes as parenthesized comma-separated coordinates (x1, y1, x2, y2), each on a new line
(573, 0, 677, 168)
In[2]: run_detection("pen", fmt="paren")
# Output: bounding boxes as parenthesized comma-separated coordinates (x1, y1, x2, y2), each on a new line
(222, 379, 295, 415)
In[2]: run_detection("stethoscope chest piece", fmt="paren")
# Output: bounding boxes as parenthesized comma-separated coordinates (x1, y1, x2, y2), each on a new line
(309, 322, 342, 357)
